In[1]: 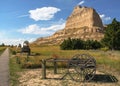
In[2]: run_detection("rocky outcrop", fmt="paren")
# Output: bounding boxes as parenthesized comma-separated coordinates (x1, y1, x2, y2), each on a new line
(33, 5, 104, 45)
(65, 6, 103, 29)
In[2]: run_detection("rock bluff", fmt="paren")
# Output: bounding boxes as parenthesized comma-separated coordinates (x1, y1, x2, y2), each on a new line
(65, 6, 103, 29)
(33, 6, 104, 45)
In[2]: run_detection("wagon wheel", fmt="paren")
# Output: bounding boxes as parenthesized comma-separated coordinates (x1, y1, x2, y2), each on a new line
(68, 54, 96, 82)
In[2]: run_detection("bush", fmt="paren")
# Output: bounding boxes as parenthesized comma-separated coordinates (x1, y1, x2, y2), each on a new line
(60, 38, 73, 50)
(12, 51, 16, 55)
(84, 40, 101, 49)
(60, 38, 102, 50)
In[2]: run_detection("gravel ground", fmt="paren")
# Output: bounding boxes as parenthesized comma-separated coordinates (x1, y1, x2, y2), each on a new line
(18, 68, 120, 86)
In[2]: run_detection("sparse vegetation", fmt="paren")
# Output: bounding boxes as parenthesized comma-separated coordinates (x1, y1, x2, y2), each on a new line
(9, 47, 22, 85)
(0, 47, 6, 55)
(9, 45, 120, 85)
(9, 57, 22, 86)
(10, 45, 120, 71)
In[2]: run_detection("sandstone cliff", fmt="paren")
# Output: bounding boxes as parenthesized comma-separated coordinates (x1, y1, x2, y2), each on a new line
(65, 6, 103, 29)
(33, 5, 104, 45)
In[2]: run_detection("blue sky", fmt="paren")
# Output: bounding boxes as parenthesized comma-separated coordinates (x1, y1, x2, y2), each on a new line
(0, 0, 120, 45)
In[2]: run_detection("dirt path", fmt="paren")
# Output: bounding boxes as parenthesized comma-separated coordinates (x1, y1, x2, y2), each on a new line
(18, 68, 120, 86)
(0, 48, 9, 86)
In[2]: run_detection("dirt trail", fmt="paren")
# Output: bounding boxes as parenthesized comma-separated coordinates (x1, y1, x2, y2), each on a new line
(0, 48, 9, 86)
(18, 68, 120, 86)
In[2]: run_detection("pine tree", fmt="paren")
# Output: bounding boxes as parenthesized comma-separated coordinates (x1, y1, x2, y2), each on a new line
(101, 18, 120, 50)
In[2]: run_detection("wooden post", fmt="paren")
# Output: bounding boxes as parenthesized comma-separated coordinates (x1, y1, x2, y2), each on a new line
(41, 59, 46, 79)
(53, 58, 57, 74)
(26, 54, 29, 62)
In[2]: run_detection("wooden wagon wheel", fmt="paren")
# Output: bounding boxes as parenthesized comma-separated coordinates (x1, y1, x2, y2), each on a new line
(68, 54, 96, 82)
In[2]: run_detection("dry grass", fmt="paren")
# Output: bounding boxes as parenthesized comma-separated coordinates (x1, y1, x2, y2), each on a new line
(10, 45, 120, 86)
(11, 45, 120, 71)
(0, 47, 6, 55)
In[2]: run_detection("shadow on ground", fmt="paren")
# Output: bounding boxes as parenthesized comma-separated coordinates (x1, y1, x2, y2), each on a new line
(90, 74, 118, 83)
(46, 74, 118, 83)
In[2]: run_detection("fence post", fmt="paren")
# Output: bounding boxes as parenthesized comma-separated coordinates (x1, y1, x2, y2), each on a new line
(54, 58, 57, 74)
(41, 59, 46, 79)
(26, 54, 29, 62)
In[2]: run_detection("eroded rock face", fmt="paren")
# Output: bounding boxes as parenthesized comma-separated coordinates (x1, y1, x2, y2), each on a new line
(65, 6, 103, 29)
(33, 6, 104, 45)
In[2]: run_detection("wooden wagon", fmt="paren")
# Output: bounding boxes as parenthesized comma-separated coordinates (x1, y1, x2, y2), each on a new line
(41, 54, 96, 82)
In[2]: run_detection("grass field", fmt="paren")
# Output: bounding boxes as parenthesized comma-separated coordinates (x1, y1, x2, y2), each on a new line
(33, 45, 120, 71)
(10, 45, 120, 71)
(9, 45, 120, 85)
(0, 47, 6, 55)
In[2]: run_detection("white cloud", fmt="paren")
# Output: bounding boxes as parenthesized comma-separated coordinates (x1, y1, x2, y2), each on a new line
(0, 30, 36, 45)
(29, 7, 61, 21)
(78, 0, 85, 5)
(18, 22, 65, 35)
(18, 24, 40, 34)
(0, 38, 35, 46)
(100, 14, 111, 21)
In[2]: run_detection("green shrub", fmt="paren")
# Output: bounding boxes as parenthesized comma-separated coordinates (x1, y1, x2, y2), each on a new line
(60, 38, 102, 50)
(12, 51, 16, 55)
